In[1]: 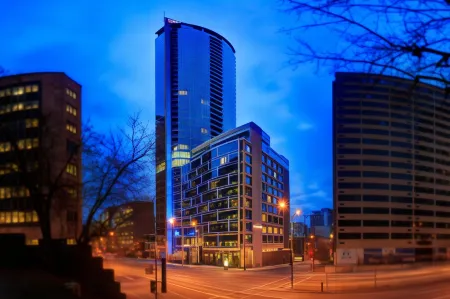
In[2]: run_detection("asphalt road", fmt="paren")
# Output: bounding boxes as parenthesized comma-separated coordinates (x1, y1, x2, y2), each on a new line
(104, 258, 450, 299)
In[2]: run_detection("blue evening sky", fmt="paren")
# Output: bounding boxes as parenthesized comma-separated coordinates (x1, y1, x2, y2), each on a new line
(1, 0, 334, 213)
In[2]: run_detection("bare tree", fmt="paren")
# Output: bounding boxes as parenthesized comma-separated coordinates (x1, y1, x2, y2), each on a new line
(78, 113, 155, 244)
(0, 112, 80, 240)
(280, 0, 450, 89)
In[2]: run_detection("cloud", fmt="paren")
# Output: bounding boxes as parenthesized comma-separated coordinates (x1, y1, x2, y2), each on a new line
(297, 122, 314, 131)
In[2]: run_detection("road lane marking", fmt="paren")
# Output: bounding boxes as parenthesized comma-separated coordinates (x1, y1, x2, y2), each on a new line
(168, 282, 232, 298)
(123, 276, 135, 281)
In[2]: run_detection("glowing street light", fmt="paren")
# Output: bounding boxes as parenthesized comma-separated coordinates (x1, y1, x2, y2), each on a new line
(295, 209, 301, 216)
(169, 218, 175, 225)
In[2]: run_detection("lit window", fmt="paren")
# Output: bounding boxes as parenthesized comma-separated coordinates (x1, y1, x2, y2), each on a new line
(31, 85, 39, 92)
(262, 226, 267, 233)
(245, 144, 251, 153)
(25, 212, 32, 223)
(0, 90, 4, 97)
(66, 104, 77, 116)
(201, 128, 208, 134)
(274, 227, 279, 234)
(66, 123, 77, 134)
(32, 211, 39, 222)
(66, 88, 77, 99)
(12, 87, 24, 95)
(280, 228, 283, 235)
(66, 164, 77, 176)
(178, 90, 188, 96)
(220, 156, 227, 165)
(5, 212, 11, 223)
(67, 239, 76, 245)
(26, 239, 39, 246)
(262, 213, 267, 222)
(156, 162, 166, 173)
(18, 211, 25, 223)
(268, 226, 273, 234)
(25, 86, 32, 93)
(25, 119, 39, 128)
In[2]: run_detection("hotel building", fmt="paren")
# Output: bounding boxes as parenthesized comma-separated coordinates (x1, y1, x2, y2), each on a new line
(173, 122, 290, 268)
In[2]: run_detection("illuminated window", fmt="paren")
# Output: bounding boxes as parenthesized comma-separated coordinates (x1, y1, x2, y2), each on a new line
(0, 212, 4, 223)
(66, 123, 77, 134)
(25, 86, 31, 93)
(268, 226, 273, 234)
(178, 90, 188, 96)
(156, 162, 166, 173)
(5, 212, 11, 223)
(12, 87, 24, 95)
(66, 164, 77, 176)
(220, 156, 227, 165)
(31, 85, 39, 92)
(262, 213, 267, 222)
(26, 239, 39, 245)
(25, 212, 32, 223)
(245, 144, 251, 153)
(172, 159, 189, 167)
(262, 226, 267, 233)
(66, 88, 77, 99)
(66, 104, 77, 116)
(280, 228, 283, 235)
(25, 119, 39, 128)
(172, 151, 191, 159)
(201, 128, 208, 134)
(32, 211, 39, 222)
(67, 239, 76, 245)
(0, 142, 11, 153)
(274, 227, 279, 234)
(12, 211, 18, 223)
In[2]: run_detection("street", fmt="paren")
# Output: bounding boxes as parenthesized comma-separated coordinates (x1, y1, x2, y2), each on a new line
(104, 258, 450, 299)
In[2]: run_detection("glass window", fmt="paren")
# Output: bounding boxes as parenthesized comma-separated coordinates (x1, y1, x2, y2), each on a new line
(245, 144, 251, 153)
(338, 194, 361, 201)
(245, 165, 252, 174)
(218, 141, 238, 156)
(338, 182, 361, 189)
(245, 155, 252, 164)
(337, 159, 360, 166)
(245, 176, 252, 185)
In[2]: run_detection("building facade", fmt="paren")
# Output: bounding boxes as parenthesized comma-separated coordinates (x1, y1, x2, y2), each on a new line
(333, 72, 450, 265)
(155, 17, 236, 253)
(92, 201, 155, 257)
(171, 122, 290, 267)
(0, 72, 82, 243)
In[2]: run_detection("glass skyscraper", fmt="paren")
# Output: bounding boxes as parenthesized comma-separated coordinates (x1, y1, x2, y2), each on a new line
(155, 18, 236, 254)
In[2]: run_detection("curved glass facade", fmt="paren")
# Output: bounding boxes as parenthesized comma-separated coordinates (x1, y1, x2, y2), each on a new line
(333, 72, 450, 262)
(155, 18, 236, 253)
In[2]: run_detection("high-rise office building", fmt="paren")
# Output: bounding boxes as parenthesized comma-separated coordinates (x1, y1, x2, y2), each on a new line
(155, 18, 236, 253)
(333, 72, 450, 264)
(176, 122, 290, 267)
(0, 72, 82, 243)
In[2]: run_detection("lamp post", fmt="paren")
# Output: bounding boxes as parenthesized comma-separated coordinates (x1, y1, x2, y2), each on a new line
(279, 201, 301, 289)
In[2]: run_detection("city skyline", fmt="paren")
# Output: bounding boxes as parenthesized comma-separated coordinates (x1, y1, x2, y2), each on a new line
(0, 0, 333, 213)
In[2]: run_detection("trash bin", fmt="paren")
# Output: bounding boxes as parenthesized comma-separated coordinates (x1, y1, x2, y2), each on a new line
(150, 280, 157, 293)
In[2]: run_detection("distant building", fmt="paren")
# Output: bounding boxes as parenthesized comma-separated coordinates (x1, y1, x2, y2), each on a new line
(310, 208, 333, 227)
(0, 72, 82, 244)
(333, 72, 450, 264)
(292, 222, 307, 237)
(175, 122, 290, 267)
(93, 201, 155, 256)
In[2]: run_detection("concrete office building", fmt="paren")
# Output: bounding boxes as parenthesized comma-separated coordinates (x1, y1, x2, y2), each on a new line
(0, 72, 82, 244)
(173, 122, 290, 268)
(155, 17, 236, 254)
(333, 72, 450, 264)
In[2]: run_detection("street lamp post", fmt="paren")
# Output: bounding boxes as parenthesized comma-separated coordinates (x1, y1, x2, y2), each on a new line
(279, 201, 301, 289)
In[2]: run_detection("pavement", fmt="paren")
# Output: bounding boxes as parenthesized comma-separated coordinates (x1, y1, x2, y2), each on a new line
(104, 258, 450, 299)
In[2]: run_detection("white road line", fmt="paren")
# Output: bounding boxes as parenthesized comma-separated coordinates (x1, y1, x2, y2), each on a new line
(123, 276, 135, 281)
(168, 282, 232, 298)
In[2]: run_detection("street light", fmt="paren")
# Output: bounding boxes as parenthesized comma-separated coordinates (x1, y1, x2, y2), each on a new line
(278, 202, 302, 289)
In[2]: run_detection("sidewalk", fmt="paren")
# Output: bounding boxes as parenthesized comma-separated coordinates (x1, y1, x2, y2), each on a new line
(167, 261, 305, 271)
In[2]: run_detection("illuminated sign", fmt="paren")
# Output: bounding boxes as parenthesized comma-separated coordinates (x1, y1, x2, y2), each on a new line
(167, 18, 180, 24)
